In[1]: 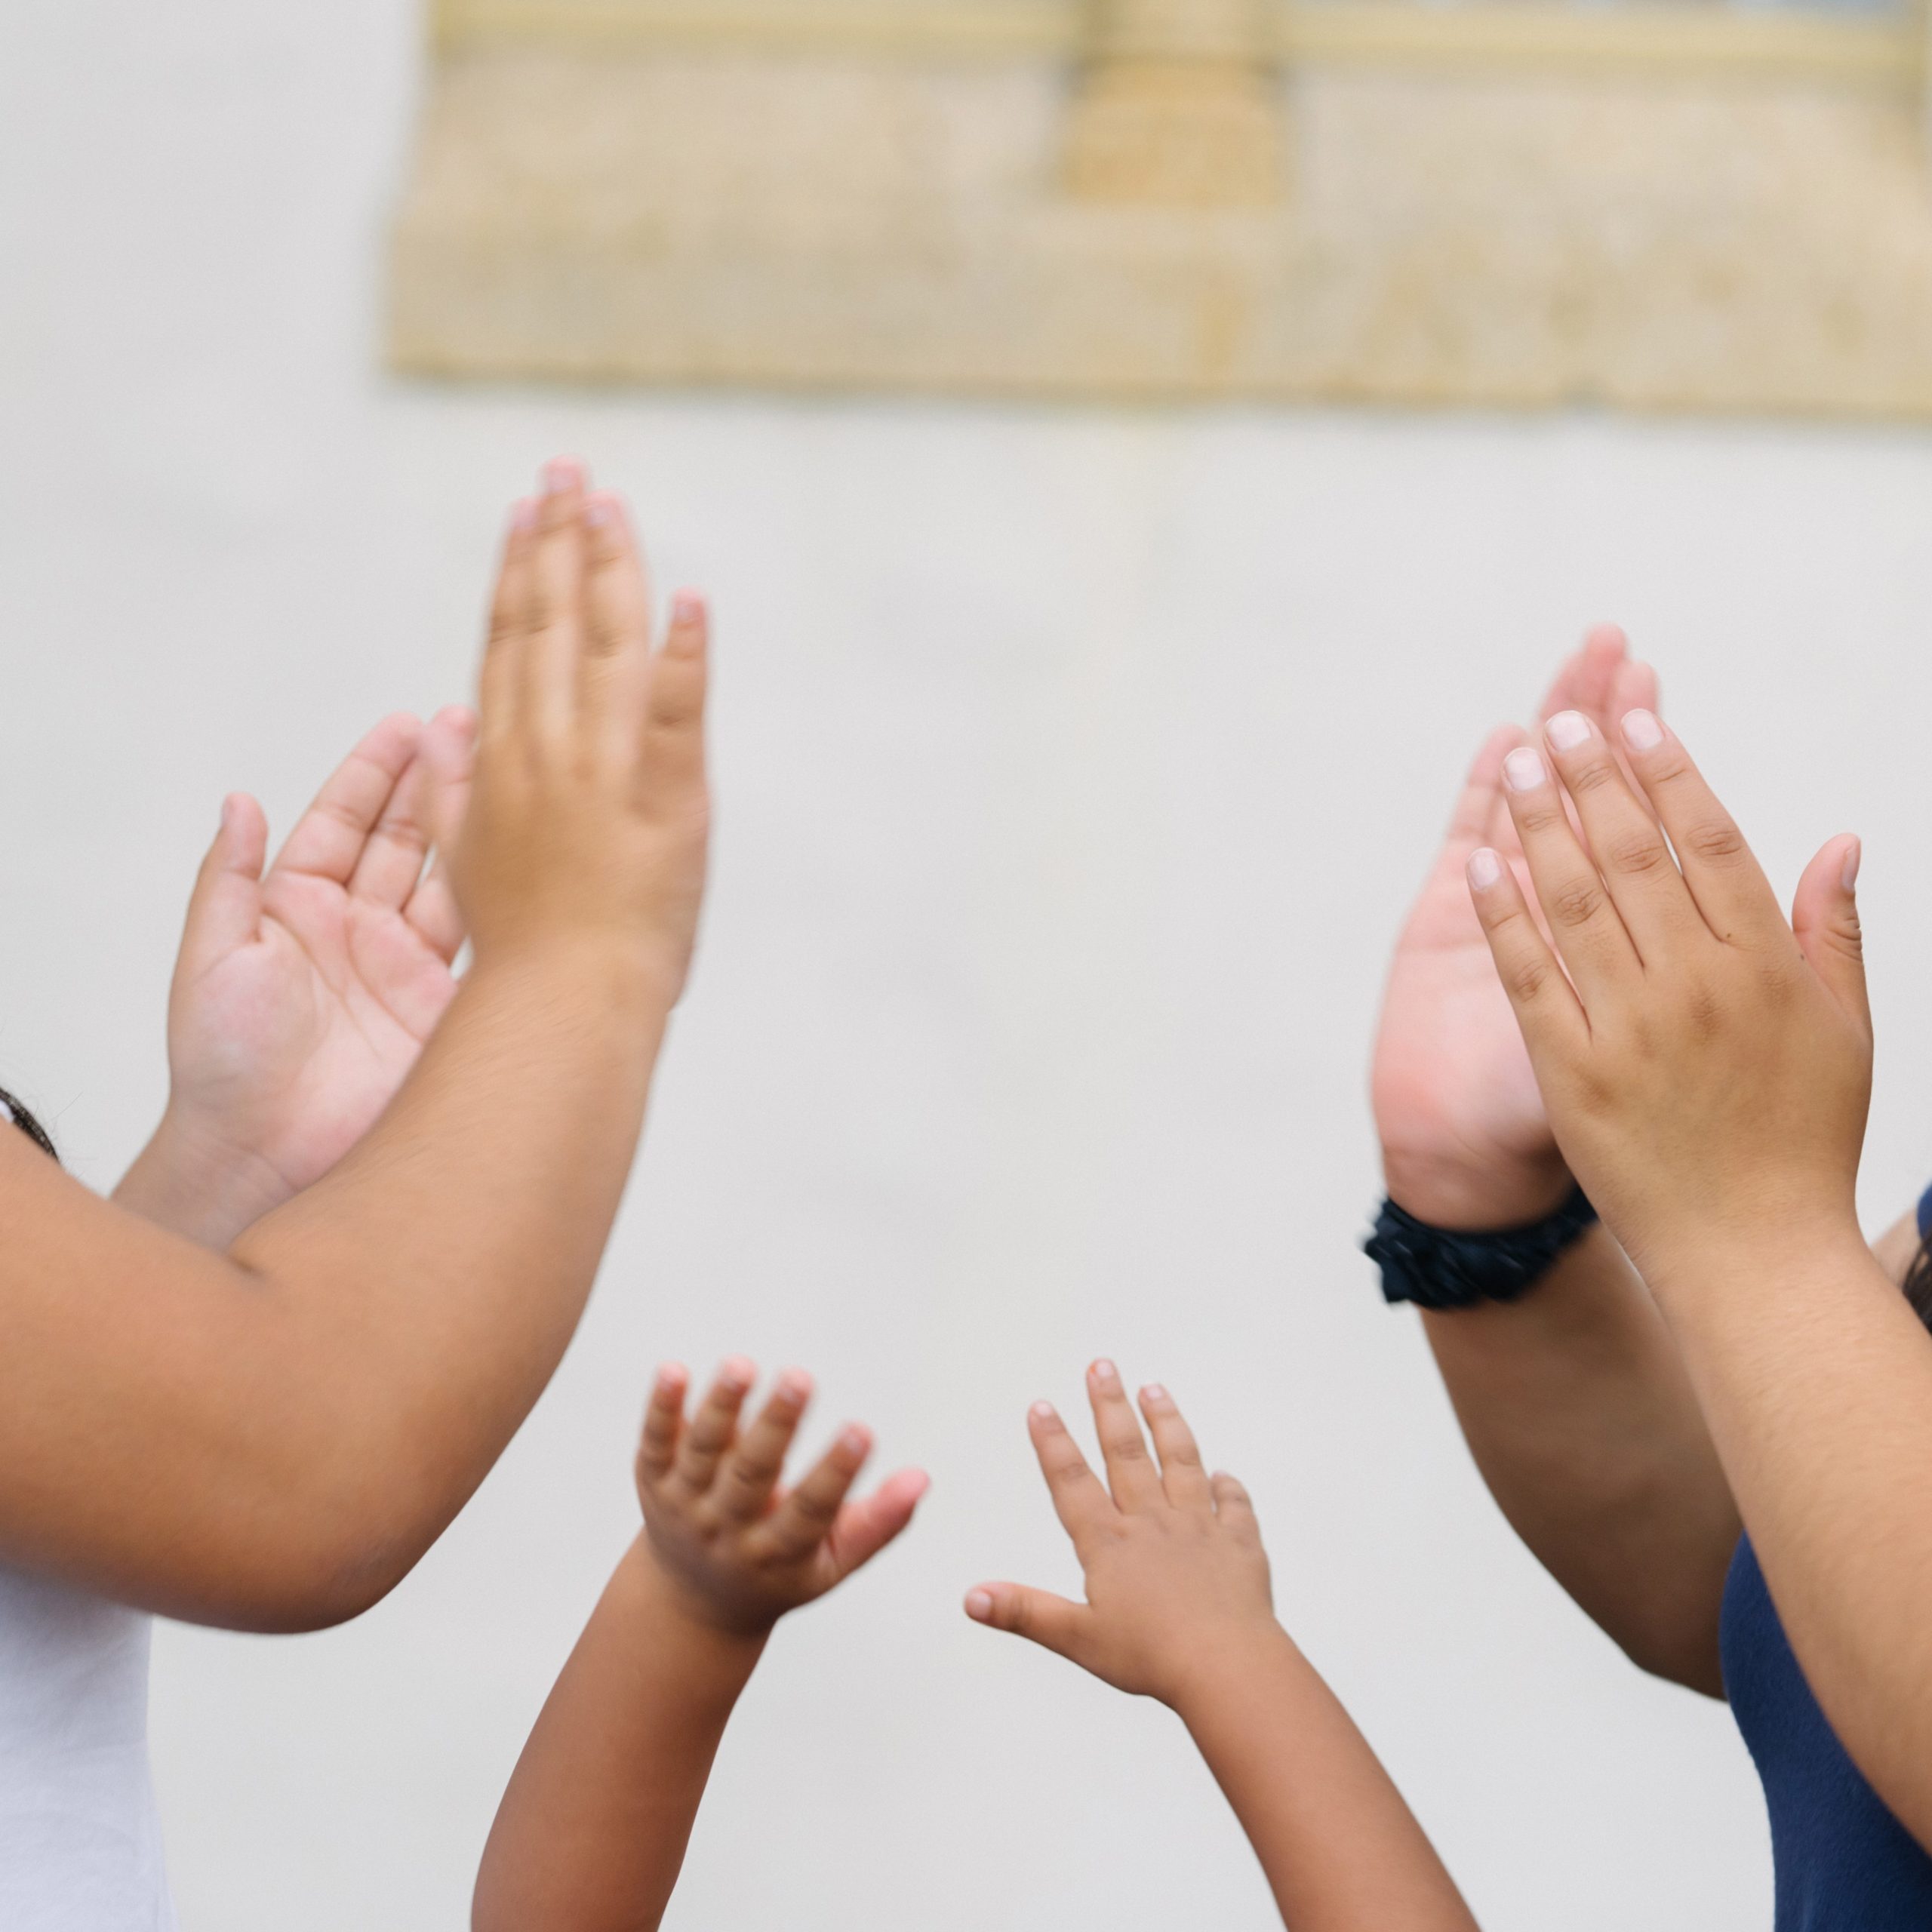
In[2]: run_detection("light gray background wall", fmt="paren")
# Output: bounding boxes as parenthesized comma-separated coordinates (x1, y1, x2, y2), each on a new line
(6, 5, 1932, 1927)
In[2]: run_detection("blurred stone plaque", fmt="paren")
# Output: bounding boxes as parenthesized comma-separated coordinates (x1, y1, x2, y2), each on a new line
(390, 0, 1932, 414)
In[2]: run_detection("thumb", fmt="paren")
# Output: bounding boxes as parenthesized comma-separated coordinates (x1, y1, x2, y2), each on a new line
(964, 1583, 1094, 1665)
(1792, 834, 1869, 1038)
(178, 795, 267, 978)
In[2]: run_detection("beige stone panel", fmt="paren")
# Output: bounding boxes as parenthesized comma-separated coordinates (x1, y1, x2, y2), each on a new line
(389, 42, 1932, 414)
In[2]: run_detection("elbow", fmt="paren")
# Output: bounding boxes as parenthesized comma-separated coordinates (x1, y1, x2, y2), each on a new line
(191, 1469, 449, 1635)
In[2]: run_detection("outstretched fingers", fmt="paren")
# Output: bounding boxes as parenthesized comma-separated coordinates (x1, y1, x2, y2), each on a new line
(1617, 712, 1787, 947)
(401, 705, 477, 963)
(1498, 742, 1641, 999)
(668, 1358, 756, 1498)
(269, 713, 423, 885)
(822, 1466, 930, 1582)
(715, 1370, 814, 1524)
(1466, 844, 1589, 1059)
(1540, 709, 1700, 958)
(637, 592, 710, 819)
(753, 1423, 873, 1564)
(177, 794, 270, 977)
(581, 492, 656, 767)
(1137, 1384, 1211, 1509)
(635, 1363, 691, 1487)
(1086, 1360, 1162, 1509)
(1028, 1401, 1115, 1545)
(964, 1582, 1094, 1664)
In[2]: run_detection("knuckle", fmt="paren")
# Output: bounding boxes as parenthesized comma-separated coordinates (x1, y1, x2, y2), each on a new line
(1563, 755, 1618, 798)
(1547, 877, 1607, 931)
(1504, 951, 1557, 1004)
(1682, 817, 1747, 867)
(1603, 829, 1669, 878)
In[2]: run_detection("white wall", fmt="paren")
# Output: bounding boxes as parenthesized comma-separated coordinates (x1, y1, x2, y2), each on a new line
(8, 5, 1932, 1928)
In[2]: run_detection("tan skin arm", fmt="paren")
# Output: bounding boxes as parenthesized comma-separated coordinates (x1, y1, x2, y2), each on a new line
(474, 1363, 926, 1932)
(1469, 700, 1932, 1849)
(0, 466, 713, 1633)
(969, 1367, 1478, 1931)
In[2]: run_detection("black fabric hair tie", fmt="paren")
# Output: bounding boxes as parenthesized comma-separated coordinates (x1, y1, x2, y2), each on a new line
(1364, 1185, 1598, 1310)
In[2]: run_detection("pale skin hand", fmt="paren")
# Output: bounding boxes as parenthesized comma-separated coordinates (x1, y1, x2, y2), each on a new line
(0, 459, 716, 1629)
(473, 1362, 926, 1932)
(114, 709, 478, 1247)
(968, 1365, 1479, 1931)
(1374, 624, 1660, 1229)
(1469, 706, 1932, 1848)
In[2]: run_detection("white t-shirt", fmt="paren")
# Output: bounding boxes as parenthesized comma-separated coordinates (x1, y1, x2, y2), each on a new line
(0, 1566, 176, 1929)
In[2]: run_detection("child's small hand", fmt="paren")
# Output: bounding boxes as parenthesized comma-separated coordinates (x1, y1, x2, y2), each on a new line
(965, 1362, 1277, 1709)
(452, 460, 711, 1004)
(635, 1361, 929, 1640)
(1466, 708, 1869, 1281)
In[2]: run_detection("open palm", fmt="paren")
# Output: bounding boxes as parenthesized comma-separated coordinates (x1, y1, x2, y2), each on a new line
(1371, 628, 1659, 1228)
(163, 710, 476, 1205)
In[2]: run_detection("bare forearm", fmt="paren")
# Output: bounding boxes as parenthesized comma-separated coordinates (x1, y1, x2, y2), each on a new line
(1660, 1228, 1932, 1851)
(0, 945, 668, 1626)
(1420, 1225, 1737, 1691)
(1180, 1629, 1478, 1932)
(475, 1540, 761, 1932)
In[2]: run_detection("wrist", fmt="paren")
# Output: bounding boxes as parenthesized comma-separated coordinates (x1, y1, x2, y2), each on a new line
(1166, 1620, 1304, 1725)
(628, 1538, 780, 1662)
(114, 1107, 293, 1248)
(1641, 1204, 1872, 1315)
(466, 931, 684, 1023)
(1380, 1146, 1574, 1232)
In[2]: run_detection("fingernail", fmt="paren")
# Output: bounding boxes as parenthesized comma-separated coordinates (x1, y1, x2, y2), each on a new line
(1621, 709, 1664, 753)
(1091, 1359, 1119, 1386)
(1029, 1401, 1057, 1426)
(1842, 839, 1863, 894)
(964, 1589, 994, 1623)
(838, 1424, 870, 1457)
(1546, 710, 1591, 753)
(1503, 748, 1548, 793)
(1468, 848, 1503, 891)
(658, 1361, 688, 1387)
(541, 458, 581, 496)
(1142, 1383, 1168, 1403)
(583, 494, 614, 529)
(672, 590, 706, 626)
(777, 1368, 812, 1402)
(718, 1356, 755, 1389)
(510, 497, 537, 532)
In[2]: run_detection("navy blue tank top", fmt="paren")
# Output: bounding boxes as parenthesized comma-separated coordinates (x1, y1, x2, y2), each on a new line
(1723, 1534, 1932, 1927)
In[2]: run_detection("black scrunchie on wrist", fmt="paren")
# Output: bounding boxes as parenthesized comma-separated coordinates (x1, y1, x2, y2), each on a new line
(1364, 1185, 1598, 1310)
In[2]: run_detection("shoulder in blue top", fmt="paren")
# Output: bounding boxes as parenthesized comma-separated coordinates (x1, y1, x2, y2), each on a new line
(1722, 1535, 1932, 1930)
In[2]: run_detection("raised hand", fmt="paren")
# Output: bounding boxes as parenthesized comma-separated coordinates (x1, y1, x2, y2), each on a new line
(1372, 626, 1660, 1228)
(451, 470, 711, 999)
(118, 708, 477, 1244)
(635, 1361, 929, 1639)
(1465, 707, 1869, 1281)
(965, 1361, 1277, 1706)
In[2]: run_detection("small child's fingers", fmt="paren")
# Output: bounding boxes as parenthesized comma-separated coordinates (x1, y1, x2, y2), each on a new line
(822, 1468, 930, 1582)
(269, 714, 422, 886)
(715, 1370, 813, 1524)
(580, 493, 655, 764)
(1086, 1361, 1163, 1511)
(1211, 1471, 1260, 1538)
(526, 458, 589, 747)
(480, 501, 536, 746)
(963, 1583, 1094, 1666)
(753, 1424, 872, 1562)
(347, 755, 435, 911)
(635, 1364, 690, 1485)
(1137, 1384, 1211, 1510)
(1028, 1402, 1114, 1544)
(636, 592, 710, 819)
(669, 1358, 756, 1497)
